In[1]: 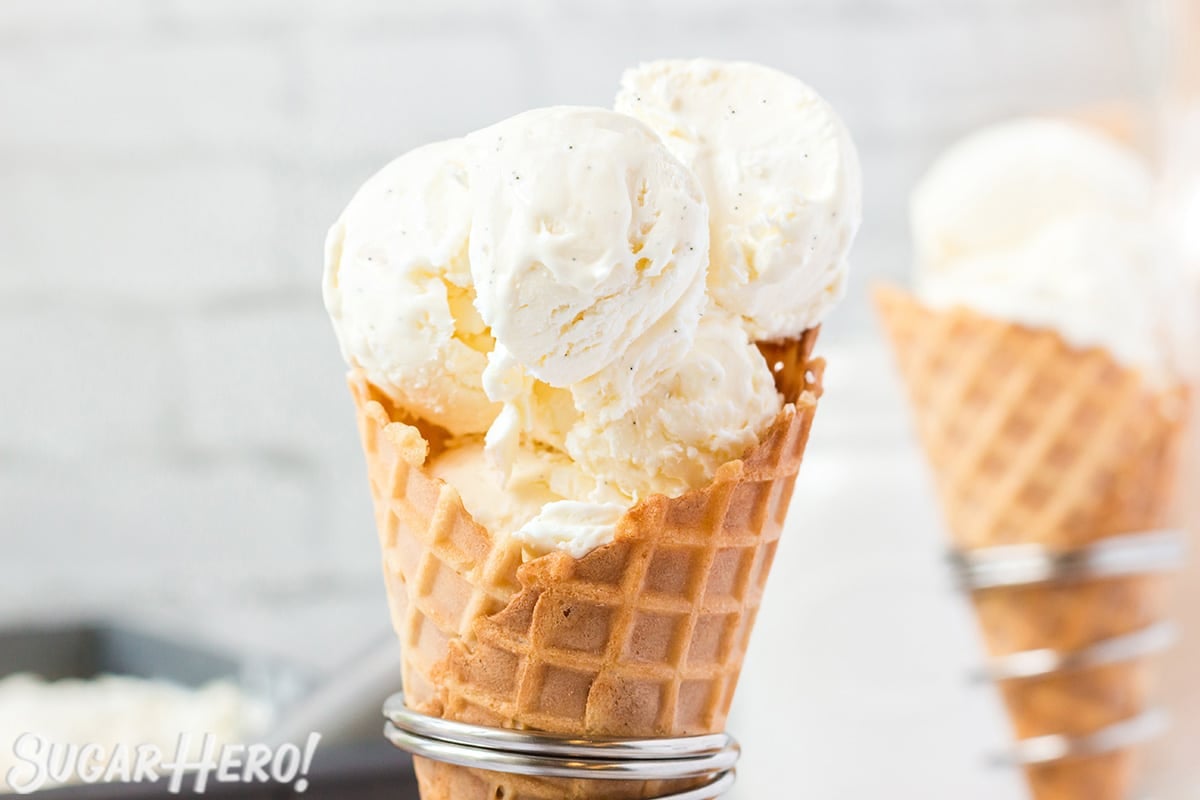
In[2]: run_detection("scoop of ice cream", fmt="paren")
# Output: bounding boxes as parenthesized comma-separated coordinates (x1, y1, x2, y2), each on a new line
(324, 138, 498, 435)
(912, 118, 1152, 281)
(466, 106, 708, 393)
(911, 118, 1170, 377)
(565, 313, 783, 500)
(432, 313, 784, 555)
(429, 440, 628, 559)
(512, 501, 627, 560)
(466, 107, 708, 389)
(328, 68, 856, 563)
(428, 441, 560, 536)
(464, 106, 710, 471)
(616, 59, 862, 340)
(920, 213, 1164, 371)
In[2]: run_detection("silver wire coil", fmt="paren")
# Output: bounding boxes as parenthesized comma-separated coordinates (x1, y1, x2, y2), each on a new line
(975, 621, 1177, 682)
(999, 710, 1168, 766)
(383, 692, 739, 798)
(949, 529, 1186, 590)
(949, 531, 1183, 767)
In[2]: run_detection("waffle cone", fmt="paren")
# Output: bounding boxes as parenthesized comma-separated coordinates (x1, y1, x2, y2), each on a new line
(875, 286, 1187, 800)
(350, 330, 824, 799)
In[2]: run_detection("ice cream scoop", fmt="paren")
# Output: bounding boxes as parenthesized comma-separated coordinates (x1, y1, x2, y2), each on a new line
(910, 118, 1171, 378)
(459, 313, 785, 556)
(466, 106, 709, 390)
(565, 312, 783, 501)
(329, 67, 857, 564)
(463, 313, 786, 558)
(323, 139, 497, 435)
(912, 118, 1152, 281)
(429, 440, 628, 559)
(464, 106, 710, 472)
(616, 59, 862, 340)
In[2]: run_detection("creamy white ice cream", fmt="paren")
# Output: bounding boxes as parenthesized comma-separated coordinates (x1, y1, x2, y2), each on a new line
(513, 502, 627, 560)
(467, 106, 709, 390)
(565, 313, 782, 501)
(911, 118, 1172, 378)
(324, 139, 498, 436)
(616, 59, 862, 340)
(428, 440, 627, 559)
(328, 63, 859, 560)
(452, 312, 784, 557)
(464, 106, 710, 473)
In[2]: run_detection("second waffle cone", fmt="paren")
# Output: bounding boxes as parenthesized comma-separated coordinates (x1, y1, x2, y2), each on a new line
(351, 330, 824, 799)
(875, 286, 1186, 800)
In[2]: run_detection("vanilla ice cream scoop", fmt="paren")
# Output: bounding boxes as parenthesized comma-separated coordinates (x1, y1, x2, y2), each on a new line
(462, 313, 786, 558)
(327, 68, 858, 563)
(911, 118, 1173, 378)
(564, 313, 783, 501)
(324, 139, 498, 435)
(430, 440, 629, 559)
(912, 118, 1152, 281)
(466, 106, 709, 389)
(616, 59, 862, 340)
(465, 106, 710, 472)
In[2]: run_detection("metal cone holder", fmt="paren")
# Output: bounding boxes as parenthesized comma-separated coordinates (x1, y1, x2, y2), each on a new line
(949, 529, 1188, 769)
(382, 692, 740, 799)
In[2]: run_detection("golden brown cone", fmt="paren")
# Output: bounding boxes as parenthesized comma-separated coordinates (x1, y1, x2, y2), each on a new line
(874, 286, 1187, 800)
(350, 331, 824, 799)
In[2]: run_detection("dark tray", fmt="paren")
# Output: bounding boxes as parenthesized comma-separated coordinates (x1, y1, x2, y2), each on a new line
(0, 622, 309, 695)
(0, 622, 352, 797)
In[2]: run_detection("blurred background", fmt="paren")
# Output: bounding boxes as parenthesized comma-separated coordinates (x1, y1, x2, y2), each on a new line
(0, 0, 1194, 798)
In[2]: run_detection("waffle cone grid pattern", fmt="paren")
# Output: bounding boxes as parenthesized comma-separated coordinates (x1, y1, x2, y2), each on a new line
(875, 287, 1187, 800)
(351, 331, 823, 799)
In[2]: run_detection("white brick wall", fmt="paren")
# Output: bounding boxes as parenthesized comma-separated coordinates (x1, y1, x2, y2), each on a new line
(0, 306, 172, 458)
(273, 161, 377, 285)
(175, 300, 352, 456)
(0, 457, 321, 589)
(0, 41, 289, 156)
(0, 1, 1161, 795)
(0, 0, 150, 35)
(298, 32, 531, 160)
(0, 163, 282, 301)
(154, 0, 296, 29)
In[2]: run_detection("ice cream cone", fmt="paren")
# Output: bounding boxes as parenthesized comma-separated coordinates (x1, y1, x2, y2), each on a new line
(874, 286, 1187, 800)
(349, 330, 823, 799)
